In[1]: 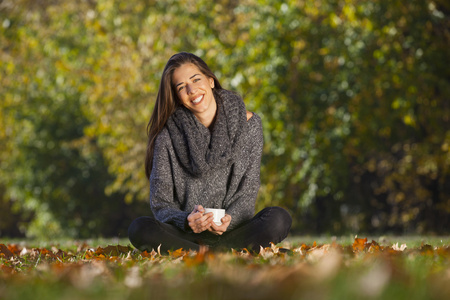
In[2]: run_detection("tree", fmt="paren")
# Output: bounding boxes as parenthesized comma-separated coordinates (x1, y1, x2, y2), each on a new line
(1, 0, 448, 237)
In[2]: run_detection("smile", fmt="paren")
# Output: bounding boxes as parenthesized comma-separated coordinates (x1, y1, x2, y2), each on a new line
(192, 95, 203, 104)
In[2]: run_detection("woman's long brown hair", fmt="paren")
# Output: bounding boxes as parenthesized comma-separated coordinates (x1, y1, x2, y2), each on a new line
(145, 52, 223, 178)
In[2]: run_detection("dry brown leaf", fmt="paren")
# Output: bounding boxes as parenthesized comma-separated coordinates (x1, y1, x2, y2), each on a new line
(0, 244, 14, 259)
(7, 244, 21, 256)
(420, 244, 434, 256)
(95, 245, 133, 257)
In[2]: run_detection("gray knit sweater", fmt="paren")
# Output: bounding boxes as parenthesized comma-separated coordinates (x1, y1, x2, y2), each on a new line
(149, 89, 263, 231)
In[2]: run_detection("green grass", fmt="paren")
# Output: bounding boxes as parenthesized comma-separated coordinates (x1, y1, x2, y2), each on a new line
(287, 234, 450, 247)
(1, 236, 449, 300)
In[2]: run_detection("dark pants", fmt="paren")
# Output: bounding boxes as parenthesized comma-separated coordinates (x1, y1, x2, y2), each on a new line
(128, 207, 292, 253)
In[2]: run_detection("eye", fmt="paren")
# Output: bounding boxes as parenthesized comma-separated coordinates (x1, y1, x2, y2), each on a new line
(177, 86, 184, 92)
(193, 78, 200, 83)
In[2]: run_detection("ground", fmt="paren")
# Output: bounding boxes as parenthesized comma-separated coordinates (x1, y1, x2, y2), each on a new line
(1, 236, 449, 300)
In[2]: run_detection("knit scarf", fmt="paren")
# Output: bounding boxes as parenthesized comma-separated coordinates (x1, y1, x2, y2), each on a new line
(166, 89, 247, 177)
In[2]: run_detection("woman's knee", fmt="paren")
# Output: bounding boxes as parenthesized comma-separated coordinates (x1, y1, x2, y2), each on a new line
(262, 207, 292, 237)
(128, 216, 157, 249)
(129, 216, 152, 236)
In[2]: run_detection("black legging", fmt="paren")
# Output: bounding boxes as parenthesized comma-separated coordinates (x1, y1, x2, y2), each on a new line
(128, 207, 292, 253)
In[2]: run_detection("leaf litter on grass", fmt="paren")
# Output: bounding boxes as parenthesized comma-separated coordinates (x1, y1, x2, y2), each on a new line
(0, 237, 449, 300)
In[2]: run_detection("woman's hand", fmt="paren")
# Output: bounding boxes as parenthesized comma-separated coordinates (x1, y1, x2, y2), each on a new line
(208, 214, 232, 235)
(187, 205, 214, 233)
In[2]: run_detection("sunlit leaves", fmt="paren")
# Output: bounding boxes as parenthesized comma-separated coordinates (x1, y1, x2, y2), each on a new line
(0, 0, 448, 237)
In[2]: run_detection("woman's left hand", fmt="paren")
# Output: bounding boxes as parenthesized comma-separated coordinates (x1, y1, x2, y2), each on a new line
(208, 214, 232, 235)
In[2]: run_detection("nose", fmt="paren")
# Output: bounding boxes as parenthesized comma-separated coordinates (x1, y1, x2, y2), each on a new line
(186, 84, 196, 95)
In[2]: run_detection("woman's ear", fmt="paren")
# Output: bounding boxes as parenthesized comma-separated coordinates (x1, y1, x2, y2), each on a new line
(209, 78, 215, 89)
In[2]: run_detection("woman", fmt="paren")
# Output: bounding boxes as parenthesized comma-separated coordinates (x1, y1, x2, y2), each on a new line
(128, 52, 291, 252)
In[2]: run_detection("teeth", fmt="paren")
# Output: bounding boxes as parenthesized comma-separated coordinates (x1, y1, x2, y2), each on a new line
(192, 95, 203, 104)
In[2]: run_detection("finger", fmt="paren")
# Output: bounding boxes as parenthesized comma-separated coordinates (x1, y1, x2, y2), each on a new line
(210, 222, 225, 232)
(195, 224, 211, 233)
(189, 215, 209, 231)
(196, 205, 205, 214)
(203, 212, 214, 219)
(192, 223, 209, 233)
(207, 227, 223, 235)
(210, 222, 219, 231)
(187, 214, 195, 222)
(220, 216, 230, 224)
(194, 205, 200, 213)
(194, 215, 212, 226)
(196, 216, 213, 228)
(187, 211, 203, 222)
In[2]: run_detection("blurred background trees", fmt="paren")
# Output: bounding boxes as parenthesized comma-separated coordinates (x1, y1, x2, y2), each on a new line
(0, 0, 448, 238)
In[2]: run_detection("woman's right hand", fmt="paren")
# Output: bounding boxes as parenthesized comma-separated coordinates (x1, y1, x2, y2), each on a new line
(187, 205, 214, 233)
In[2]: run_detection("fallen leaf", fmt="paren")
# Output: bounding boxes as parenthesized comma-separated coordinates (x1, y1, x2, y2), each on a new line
(367, 240, 381, 253)
(97, 245, 133, 257)
(7, 244, 21, 256)
(392, 243, 407, 251)
(259, 246, 274, 259)
(420, 244, 434, 256)
(168, 248, 187, 259)
(19, 247, 28, 256)
(184, 251, 210, 267)
(270, 242, 280, 254)
(307, 244, 331, 262)
(76, 242, 89, 253)
(0, 244, 14, 259)
(352, 236, 368, 252)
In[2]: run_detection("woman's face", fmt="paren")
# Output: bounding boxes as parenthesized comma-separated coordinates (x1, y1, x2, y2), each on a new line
(172, 63, 216, 121)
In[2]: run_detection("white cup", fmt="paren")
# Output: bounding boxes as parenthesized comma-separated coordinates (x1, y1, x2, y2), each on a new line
(204, 208, 225, 226)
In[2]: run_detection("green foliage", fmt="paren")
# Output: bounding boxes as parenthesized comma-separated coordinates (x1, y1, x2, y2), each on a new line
(0, 0, 147, 238)
(0, 0, 448, 237)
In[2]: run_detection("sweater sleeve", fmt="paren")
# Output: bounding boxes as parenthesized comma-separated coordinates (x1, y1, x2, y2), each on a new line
(224, 114, 264, 230)
(149, 130, 190, 231)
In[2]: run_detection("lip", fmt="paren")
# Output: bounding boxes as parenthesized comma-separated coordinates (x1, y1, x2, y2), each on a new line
(191, 95, 204, 105)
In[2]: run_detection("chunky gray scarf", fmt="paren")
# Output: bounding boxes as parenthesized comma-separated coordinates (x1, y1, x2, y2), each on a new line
(166, 89, 247, 177)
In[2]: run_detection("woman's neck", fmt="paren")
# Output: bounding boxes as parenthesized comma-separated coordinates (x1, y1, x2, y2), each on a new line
(193, 98, 217, 128)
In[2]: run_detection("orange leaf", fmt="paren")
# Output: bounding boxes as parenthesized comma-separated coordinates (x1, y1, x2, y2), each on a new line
(0, 244, 14, 259)
(367, 240, 381, 253)
(352, 236, 368, 252)
(184, 252, 208, 267)
(7, 244, 21, 256)
(168, 248, 186, 258)
(40, 248, 58, 259)
(141, 250, 152, 258)
(84, 250, 95, 259)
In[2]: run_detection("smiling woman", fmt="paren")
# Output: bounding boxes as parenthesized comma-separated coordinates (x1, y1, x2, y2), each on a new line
(172, 64, 217, 127)
(128, 52, 292, 253)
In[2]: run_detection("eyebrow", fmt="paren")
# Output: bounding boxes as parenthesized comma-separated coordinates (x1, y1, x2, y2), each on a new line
(175, 74, 201, 88)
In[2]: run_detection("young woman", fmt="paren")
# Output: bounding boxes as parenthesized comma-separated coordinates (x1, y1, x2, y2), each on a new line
(128, 52, 291, 252)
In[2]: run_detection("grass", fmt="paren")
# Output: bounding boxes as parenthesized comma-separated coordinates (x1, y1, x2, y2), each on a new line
(1, 235, 449, 300)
